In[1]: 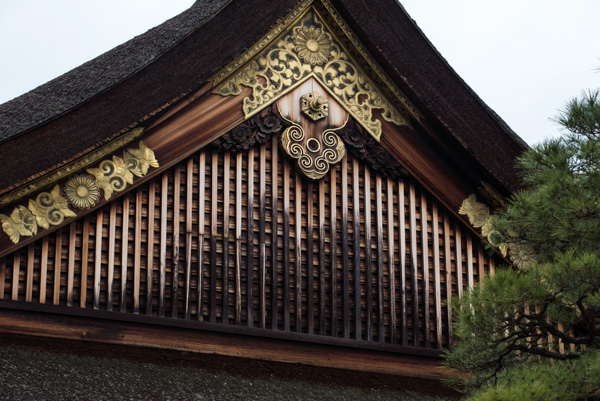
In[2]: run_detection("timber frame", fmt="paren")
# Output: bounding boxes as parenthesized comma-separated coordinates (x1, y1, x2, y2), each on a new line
(0, 0, 527, 380)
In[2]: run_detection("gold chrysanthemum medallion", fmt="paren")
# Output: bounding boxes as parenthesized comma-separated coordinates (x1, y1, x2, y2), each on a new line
(64, 175, 100, 210)
(293, 25, 332, 65)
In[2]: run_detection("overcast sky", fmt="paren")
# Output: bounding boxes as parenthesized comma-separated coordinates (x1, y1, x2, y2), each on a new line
(1, 0, 598, 145)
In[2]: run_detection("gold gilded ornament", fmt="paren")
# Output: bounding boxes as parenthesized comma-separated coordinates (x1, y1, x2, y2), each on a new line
(64, 175, 100, 210)
(28, 185, 77, 230)
(87, 156, 134, 201)
(459, 194, 490, 228)
(301, 91, 329, 121)
(124, 141, 159, 177)
(211, 9, 420, 142)
(293, 25, 332, 65)
(0, 127, 144, 207)
(509, 244, 536, 270)
(280, 125, 345, 180)
(0, 205, 38, 244)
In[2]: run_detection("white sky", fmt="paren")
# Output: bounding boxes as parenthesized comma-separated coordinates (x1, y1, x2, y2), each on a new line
(0, 0, 599, 145)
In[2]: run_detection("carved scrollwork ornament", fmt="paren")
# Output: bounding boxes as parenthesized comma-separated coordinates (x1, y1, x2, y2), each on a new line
(124, 141, 159, 177)
(211, 9, 419, 142)
(87, 156, 134, 201)
(28, 185, 77, 230)
(0, 205, 38, 244)
(280, 124, 345, 180)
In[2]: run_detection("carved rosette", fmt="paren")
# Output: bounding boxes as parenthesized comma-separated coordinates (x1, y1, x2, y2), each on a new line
(211, 104, 290, 152)
(64, 175, 100, 210)
(280, 125, 345, 180)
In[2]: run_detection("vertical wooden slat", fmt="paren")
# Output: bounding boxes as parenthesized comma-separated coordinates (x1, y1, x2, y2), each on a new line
(134, 189, 142, 314)
(40, 237, 49, 304)
(0, 257, 5, 300)
(330, 168, 337, 337)
(259, 146, 266, 329)
(184, 158, 194, 319)
(273, 137, 281, 330)
(120, 194, 130, 313)
(282, 154, 290, 332)
(210, 155, 218, 323)
(467, 236, 474, 289)
(198, 153, 207, 321)
(432, 203, 443, 348)
(159, 174, 168, 317)
(455, 226, 464, 298)
(107, 203, 117, 311)
(67, 222, 76, 306)
(146, 181, 156, 316)
(409, 183, 419, 346)
(478, 246, 486, 284)
(444, 214, 453, 344)
(80, 217, 90, 308)
(307, 181, 314, 335)
(12, 251, 21, 301)
(93, 210, 103, 310)
(376, 175, 384, 342)
(489, 256, 496, 275)
(234, 153, 241, 324)
(247, 148, 255, 327)
(421, 194, 430, 348)
(53, 229, 62, 305)
(318, 179, 326, 335)
(222, 153, 231, 324)
(352, 159, 361, 340)
(399, 181, 407, 346)
(295, 174, 302, 332)
(172, 166, 182, 318)
(387, 179, 396, 343)
(342, 158, 350, 339)
(26, 243, 35, 303)
(364, 169, 373, 342)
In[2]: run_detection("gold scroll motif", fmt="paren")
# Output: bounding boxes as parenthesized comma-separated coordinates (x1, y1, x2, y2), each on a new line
(211, 9, 416, 142)
(0, 127, 144, 207)
(280, 125, 345, 180)
(459, 189, 537, 270)
(0, 140, 159, 244)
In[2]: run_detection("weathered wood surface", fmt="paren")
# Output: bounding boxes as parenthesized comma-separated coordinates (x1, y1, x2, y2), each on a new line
(0, 137, 496, 354)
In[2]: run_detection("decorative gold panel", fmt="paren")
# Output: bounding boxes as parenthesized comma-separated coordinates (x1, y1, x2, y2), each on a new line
(0, 140, 159, 244)
(211, 5, 421, 142)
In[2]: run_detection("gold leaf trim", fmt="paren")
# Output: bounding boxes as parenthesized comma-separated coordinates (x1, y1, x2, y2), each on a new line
(0, 127, 144, 206)
(1, 140, 158, 245)
(211, 6, 421, 142)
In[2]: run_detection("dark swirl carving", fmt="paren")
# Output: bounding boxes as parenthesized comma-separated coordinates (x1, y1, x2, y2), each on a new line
(340, 118, 409, 180)
(212, 104, 291, 152)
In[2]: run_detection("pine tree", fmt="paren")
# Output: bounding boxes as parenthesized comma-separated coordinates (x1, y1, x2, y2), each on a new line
(444, 90, 600, 400)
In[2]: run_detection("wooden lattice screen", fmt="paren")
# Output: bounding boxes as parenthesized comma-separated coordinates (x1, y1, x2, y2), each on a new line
(0, 135, 496, 351)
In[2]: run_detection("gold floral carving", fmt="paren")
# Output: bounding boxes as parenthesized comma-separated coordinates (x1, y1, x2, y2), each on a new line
(0, 206, 38, 244)
(294, 25, 332, 65)
(124, 141, 159, 177)
(28, 185, 77, 230)
(0, 127, 144, 207)
(280, 125, 345, 180)
(1, 140, 159, 245)
(211, 8, 420, 142)
(64, 175, 100, 210)
(459, 191, 537, 270)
